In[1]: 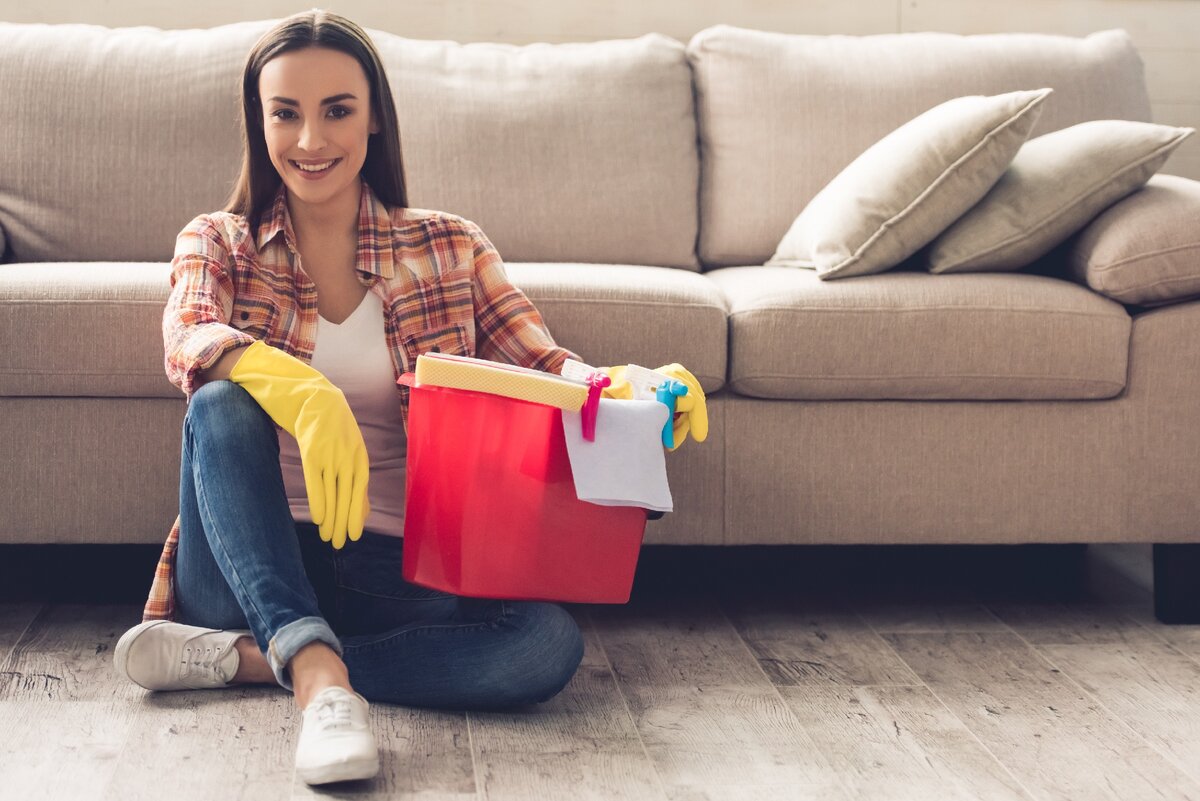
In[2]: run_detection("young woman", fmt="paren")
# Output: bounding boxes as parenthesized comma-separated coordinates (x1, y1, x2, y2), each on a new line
(111, 8, 706, 787)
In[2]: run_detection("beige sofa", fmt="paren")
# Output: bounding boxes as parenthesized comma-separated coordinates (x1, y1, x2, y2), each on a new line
(2, 20, 1198, 621)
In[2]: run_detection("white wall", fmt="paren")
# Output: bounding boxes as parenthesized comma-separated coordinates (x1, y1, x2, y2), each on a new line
(2, 0, 1197, 178)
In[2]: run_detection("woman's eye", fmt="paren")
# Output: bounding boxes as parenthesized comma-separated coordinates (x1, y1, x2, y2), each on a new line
(270, 107, 351, 121)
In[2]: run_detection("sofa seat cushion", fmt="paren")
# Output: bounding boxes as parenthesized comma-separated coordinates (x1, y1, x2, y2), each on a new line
(0, 262, 176, 398)
(0, 262, 728, 398)
(705, 266, 1130, 400)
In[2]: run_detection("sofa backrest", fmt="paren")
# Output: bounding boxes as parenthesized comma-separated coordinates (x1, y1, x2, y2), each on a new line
(687, 26, 1154, 269)
(0, 20, 700, 269)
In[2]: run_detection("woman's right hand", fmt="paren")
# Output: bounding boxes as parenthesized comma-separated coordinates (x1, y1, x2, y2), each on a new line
(228, 340, 370, 549)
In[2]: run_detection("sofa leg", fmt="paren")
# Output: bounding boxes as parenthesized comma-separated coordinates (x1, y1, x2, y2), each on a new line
(1153, 544, 1200, 623)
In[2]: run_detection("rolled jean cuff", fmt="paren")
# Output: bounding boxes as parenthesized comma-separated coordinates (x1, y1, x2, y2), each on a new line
(266, 616, 343, 692)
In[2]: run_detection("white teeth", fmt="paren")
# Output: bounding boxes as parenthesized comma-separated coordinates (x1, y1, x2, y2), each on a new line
(294, 160, 335, 172)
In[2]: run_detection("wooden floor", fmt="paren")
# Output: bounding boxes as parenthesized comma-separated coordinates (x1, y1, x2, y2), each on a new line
(3, 542, 1200, 800)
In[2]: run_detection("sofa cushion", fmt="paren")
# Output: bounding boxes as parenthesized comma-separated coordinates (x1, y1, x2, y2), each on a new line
(687, 26, 1153, 268)
(767, 89, 1050, 279)
(928, 121, 1194, 273)
(0, 262, 727, 398)
(705, 266, 1130, 400)
(0, 20, 699, 269)
(1066, 175, 1200, 309)
(0, 263, 176, 398)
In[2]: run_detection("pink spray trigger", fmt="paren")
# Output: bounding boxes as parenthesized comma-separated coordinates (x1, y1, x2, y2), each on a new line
(581, 371, 611, 442)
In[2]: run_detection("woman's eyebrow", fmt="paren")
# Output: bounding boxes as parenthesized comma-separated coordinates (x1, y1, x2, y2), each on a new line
(268, 93, 357, 106)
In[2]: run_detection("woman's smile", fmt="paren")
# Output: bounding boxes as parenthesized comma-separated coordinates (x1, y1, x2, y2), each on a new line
(291, 158, 341, 179)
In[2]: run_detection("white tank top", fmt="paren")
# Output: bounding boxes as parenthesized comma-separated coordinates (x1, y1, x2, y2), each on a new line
(278, 289, 407, 537)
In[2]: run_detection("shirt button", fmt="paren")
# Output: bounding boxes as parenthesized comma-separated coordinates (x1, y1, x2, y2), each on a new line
(241, 311, 249, 320)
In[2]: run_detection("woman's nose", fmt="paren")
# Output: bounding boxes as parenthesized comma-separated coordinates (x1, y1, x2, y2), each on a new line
(298, 123, 327, 151)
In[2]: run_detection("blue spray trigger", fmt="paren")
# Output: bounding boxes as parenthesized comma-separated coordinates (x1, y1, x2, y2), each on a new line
(656, 379, 689, 449)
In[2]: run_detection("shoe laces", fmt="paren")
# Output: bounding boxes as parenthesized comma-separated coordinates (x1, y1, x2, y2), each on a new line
(308, 690, 359, 731)
(181, 642, 232, 683)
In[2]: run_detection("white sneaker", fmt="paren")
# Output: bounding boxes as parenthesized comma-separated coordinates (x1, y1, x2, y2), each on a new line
(113, 620, 251, 691)
(295, 686, 381, 785)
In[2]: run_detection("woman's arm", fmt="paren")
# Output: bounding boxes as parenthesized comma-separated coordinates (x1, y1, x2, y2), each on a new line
(193, 345, 251, 390)
(463, 219, 582, 374)
(164, 214, 257, 398)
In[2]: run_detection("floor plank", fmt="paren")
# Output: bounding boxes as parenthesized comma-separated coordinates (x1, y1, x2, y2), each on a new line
(593, 596, 772, 688)
(724, 592, 922, 686)
(0, 604, 139, 703)
(103, 689, 297, 801)
(593, 593, 848, 797)
(0, 602, 41, 660)
(987, 601, 1164, 646)
(884, 631, 1200, 801)
(474, 748, 663, 801)
(470, 664, 666, 801)
(0, 699, 136, 801)
(663, 787, 846, 801)
(1038, 640, 1200, 787)
(1121, 601, 1200, 659)
(853, 600, 1009, 634)
(778, 684, 1035, 801)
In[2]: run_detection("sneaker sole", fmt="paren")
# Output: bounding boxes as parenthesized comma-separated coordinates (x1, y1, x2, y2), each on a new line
(113, 620, 169, 690)
(297, 754, 381, 785)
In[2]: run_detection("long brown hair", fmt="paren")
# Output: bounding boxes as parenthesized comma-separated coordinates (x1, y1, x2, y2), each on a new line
(223, 9, 408, 233)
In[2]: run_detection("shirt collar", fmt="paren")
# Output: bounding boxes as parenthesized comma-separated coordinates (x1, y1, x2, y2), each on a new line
(254, 178, 395, 280)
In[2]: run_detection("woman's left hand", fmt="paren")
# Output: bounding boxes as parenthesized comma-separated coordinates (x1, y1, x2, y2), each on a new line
(596, 363, 708, 450)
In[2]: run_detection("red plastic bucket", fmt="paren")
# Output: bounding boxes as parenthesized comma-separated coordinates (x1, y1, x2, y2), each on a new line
(397, 373, 646, 603)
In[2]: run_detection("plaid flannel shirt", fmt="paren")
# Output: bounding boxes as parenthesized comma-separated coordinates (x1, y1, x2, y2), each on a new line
(142, 178, 580, 622)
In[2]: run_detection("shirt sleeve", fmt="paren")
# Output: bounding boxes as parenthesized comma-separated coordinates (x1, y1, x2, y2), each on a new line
(465, 219, 583, 374)
(163, 214, 256, 399)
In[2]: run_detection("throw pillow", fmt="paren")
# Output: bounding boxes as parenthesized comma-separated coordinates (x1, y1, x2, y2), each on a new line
(1066, 174, 1200, 308)
(766, 88, 1052, 280)
(926, 120, 1195, 273)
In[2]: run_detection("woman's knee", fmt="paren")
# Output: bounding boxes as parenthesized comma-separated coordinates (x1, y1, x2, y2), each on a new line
(187, 380, 274, 446)
(177, 599, 249, 633)
(190, 378, 257, 416)
(495, 603, 585, 707)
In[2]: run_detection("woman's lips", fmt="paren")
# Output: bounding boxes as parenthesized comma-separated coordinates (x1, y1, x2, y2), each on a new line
(291, 158, 341, 179)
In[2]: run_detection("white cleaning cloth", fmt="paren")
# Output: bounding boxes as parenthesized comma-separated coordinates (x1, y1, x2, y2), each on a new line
(561, 398, 673, 513)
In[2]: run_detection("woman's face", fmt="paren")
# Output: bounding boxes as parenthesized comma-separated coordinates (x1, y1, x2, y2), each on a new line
(258, 46, 380, 206)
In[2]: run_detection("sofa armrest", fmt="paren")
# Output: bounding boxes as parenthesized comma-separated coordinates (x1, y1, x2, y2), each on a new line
(1066, 174, 1200, 309)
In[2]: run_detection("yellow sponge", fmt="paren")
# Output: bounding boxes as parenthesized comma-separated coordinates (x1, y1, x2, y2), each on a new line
(414, 353, 588, 411)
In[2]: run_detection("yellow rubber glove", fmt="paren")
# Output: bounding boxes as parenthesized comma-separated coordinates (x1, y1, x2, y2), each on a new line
(597, 365, 633, 400)
(596, 364, 708, 451)
(229, 340, 370, 550)
(655, 363, 708, 450)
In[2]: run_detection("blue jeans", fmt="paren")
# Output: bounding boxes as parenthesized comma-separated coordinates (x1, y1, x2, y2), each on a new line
(173, 379, 584, 709)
